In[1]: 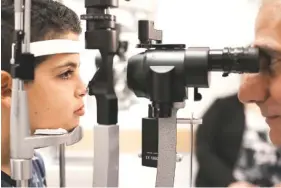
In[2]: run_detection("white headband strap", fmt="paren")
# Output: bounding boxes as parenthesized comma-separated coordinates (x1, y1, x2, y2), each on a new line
(22, 39, 83, 57)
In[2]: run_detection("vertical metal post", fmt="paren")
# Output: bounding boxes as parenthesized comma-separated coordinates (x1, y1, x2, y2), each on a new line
(190, 113, 194, 188)
(16, 180, 29, 187)
(59, 144, 66, 187)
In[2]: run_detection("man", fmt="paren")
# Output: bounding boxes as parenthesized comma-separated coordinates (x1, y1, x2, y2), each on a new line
(230, 0, 281, 187)
(1, 0, 86, 186)
(239, 0, 281, 147)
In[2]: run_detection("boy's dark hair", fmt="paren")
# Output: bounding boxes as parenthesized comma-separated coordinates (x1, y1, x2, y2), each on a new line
(1, 0, 82, 73)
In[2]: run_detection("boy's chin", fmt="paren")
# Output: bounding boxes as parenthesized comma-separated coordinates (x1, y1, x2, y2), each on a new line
(67, 122, 80, 132)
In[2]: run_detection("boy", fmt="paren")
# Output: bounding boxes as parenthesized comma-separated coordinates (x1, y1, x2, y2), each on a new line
(1, 0, 86, 186)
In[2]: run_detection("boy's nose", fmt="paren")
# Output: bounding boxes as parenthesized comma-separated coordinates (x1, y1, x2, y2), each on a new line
(75, 77, 87, 98)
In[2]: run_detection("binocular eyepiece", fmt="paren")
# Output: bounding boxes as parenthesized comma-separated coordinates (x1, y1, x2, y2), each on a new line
(125, 20, 260, 118)
(127, 20, 260, 105)
(127, 46, 260, 100)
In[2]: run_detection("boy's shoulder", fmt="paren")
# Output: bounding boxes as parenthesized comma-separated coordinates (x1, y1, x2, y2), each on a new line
(1, 152, 46, 187)
(34, 151, 45, 171)
(32, 151, 47, 186)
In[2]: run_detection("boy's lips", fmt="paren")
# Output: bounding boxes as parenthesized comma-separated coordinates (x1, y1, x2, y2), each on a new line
(74, 105, 85, 116)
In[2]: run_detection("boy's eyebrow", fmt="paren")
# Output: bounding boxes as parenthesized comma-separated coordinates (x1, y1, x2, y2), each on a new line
(53, 61, 80, 70)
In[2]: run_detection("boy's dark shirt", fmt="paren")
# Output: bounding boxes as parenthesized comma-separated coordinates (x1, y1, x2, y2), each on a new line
(1, 152, 46, 187)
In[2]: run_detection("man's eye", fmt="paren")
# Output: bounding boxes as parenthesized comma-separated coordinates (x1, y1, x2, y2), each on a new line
(269, 58, 281, 76)
(59, 70, 74, 80)
(259, 52, 272, 73)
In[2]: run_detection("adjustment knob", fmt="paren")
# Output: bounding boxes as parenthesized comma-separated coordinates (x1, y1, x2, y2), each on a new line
(81, 14, 116, 22)
(81, 13, 116, 30)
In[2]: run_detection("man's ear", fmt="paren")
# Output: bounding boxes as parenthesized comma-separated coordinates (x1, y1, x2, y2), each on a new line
(1, 71, 12, 107)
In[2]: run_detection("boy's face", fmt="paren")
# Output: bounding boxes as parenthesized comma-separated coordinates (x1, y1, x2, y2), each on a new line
(25, 32, 86, 132)
(238, 2, 281, 146)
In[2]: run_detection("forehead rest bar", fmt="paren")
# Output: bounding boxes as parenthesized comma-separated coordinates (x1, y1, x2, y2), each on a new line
(22, 39, 83, 57)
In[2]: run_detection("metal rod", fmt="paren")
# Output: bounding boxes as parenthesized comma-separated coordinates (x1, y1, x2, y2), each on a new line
(15, 0, 24, 31)
(23, 0, 31, 53)
(190, 114, 194, 188)
(177, 118, 202, 125)
(59, 144, 66, 187)
(14, 0, 24, 90)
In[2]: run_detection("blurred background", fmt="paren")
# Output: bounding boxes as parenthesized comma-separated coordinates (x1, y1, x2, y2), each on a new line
(36, 0, 265, 187)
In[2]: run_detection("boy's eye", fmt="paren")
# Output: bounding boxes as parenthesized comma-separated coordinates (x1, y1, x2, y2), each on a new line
(58, 70, 74, 80)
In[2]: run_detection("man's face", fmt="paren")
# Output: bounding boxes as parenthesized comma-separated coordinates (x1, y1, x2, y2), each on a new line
(238, 2, 281, 146)
(26, 33, 86, 132)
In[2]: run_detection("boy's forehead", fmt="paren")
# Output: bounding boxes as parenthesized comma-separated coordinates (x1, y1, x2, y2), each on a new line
(35, 32, 81, 69)
(39, 53, 80, 70)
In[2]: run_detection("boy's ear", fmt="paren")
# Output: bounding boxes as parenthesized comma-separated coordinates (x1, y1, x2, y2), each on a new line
(1, 71, 12, 101)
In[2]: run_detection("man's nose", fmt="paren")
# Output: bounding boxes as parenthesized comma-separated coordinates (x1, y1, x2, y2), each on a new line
(238, 73, 268, 104)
